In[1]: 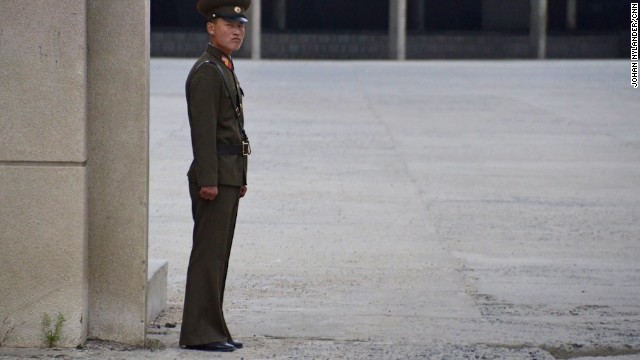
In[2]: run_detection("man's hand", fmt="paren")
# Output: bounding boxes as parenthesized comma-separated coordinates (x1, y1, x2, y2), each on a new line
(239, 185, 248, 198)
(199, 186, 218, 200)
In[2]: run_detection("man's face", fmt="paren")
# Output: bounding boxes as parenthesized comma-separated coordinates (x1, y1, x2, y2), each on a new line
(208, 19, 246, 55)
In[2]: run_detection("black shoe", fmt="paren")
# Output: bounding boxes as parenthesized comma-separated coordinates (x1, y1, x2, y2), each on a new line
(228, 339, 243, 349)
(184, 341, 235, 352)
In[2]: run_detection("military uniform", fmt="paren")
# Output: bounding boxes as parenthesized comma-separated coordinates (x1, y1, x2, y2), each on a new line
(180, 0, 251, 352)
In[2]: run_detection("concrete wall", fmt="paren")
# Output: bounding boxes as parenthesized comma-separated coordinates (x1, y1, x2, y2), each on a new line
(0, 1, 89, 347)
(86, 0, 150, 345)
(0, 0, 150, 347)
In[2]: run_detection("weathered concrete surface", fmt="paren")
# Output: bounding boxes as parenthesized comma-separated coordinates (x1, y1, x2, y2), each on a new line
(3, 60, 639, 358)
(0, 1, 89, 347)
(0, 0, 87, 162)
(86, 0, 150, 345)
(146, 260, 168, 324)
(0, 0, 151, 347)
(0, 167, 87, 348)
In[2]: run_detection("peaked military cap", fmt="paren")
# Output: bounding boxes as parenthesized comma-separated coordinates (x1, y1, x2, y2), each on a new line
(197, 0, 251, 23)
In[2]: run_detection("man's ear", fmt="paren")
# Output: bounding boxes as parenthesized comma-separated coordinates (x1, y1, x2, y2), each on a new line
(207, 22, 215, 36)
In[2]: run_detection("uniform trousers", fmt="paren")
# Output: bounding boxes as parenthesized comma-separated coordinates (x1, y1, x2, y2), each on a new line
(179, 182, 240, 346)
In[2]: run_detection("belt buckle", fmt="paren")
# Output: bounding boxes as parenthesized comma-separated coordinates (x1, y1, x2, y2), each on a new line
(242, 141, 251, 156)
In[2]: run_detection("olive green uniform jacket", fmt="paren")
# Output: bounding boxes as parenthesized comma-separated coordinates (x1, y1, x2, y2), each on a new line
(186, 44, 248, 187)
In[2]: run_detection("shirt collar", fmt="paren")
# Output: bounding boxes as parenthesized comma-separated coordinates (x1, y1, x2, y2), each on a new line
(207, 43, 234, 71)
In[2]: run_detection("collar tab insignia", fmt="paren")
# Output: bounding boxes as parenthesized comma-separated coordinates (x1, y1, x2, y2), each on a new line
(221, 55, 233, 70)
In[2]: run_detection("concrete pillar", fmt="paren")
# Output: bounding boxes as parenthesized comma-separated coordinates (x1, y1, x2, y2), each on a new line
(566, 0, 578, 30)
(86, 0, 150, 345)
(389, 0, 408, 60)
(0, 0, 89, 347)
(530, 0, 548, 59)
(275, 0, 286, 31)
(0, 0, 150, 347)
(250, 0, 262, 59)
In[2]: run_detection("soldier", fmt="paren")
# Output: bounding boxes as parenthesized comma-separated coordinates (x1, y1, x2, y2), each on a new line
(179, 0, 251, 353)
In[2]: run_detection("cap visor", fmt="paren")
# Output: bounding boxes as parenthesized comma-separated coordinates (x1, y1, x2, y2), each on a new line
(218, 15, 248, 23)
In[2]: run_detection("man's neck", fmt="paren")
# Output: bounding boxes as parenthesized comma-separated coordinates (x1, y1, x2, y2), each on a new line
(209, 41, 233, 57)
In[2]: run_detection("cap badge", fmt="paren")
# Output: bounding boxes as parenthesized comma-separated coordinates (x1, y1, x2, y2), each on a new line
(234, 6, 242, 14)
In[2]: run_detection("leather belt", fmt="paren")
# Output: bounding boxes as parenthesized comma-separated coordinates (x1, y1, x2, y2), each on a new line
(217, 141, 251, 156)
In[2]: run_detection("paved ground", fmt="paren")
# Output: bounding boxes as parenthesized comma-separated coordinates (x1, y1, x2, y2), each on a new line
(2, 59, 639, 359)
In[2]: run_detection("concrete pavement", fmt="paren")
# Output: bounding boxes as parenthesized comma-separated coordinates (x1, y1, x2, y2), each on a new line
(146, 59, 640, 359)
(2, 59, 639, 359)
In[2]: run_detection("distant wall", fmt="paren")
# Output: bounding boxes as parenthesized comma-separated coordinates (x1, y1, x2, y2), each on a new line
(151, 32, 625, 59)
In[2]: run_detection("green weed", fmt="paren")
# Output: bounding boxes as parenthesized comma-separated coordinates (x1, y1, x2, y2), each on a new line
(41, 313, 65, 348)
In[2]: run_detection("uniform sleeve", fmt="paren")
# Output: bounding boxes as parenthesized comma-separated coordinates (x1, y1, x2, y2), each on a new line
(188, 64, 222, 187)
